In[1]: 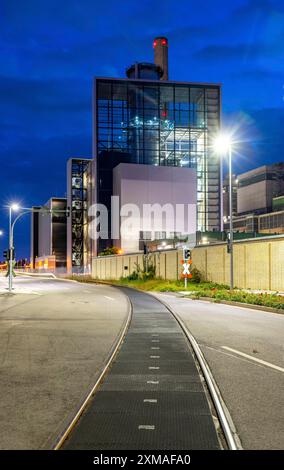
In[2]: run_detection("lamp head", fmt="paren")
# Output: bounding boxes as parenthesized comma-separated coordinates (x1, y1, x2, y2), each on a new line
(214, 134, 232, 154)
(11, 203, 20, 211)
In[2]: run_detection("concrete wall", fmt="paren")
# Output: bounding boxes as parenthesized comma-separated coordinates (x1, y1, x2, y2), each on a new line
(92, 249, 183, 282)
(193, 236, 284, 291)
(91, 235, 284, 291)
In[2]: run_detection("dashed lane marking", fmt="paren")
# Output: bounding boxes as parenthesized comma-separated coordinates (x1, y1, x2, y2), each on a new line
(138, 425, 155, 430)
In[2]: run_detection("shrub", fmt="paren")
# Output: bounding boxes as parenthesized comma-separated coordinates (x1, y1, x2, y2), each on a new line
(99, 246, 121, 256)
(189, 267, 203, 283)
(124, 256, 156, 282)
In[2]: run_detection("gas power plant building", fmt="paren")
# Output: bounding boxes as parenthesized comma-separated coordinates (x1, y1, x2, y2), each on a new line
(31, 37, 222, 273)
(93, 37, 221, 255)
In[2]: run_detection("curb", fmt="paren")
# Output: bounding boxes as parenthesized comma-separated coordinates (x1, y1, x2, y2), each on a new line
(184, 295, 284, 315)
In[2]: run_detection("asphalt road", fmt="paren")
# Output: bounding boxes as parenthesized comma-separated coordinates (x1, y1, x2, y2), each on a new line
(0, 274, 129, 450)
(1, 274, 282, 450)
(153, 293, 284, 450)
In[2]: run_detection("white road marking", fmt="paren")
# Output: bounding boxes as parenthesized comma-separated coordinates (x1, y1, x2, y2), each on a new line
(222, 346, 284, 373)
(151, 347, 160, 350)
(150, 355, 160, 358)
(149, 366, 160, 370)
(152, 334, 159, 337)
(151, 339, 160, 343)
(143, 399, 157, 403)
(147, 380, 159, 384)
(138, 425, 155, 430)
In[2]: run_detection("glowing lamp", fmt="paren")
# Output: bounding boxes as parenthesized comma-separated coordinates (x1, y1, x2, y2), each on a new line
(214, 135, 231, 154)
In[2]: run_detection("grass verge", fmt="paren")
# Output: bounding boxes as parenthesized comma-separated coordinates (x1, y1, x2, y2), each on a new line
(70, 275, 284, 311)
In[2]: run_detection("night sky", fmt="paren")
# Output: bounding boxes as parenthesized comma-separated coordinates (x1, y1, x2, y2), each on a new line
(0, 0, 283, 258)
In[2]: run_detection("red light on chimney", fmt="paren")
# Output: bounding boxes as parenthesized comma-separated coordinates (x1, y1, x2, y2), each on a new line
(153, 40, 157, 48)
(161, 39, 167, 45)
(161, 110, 168, 117)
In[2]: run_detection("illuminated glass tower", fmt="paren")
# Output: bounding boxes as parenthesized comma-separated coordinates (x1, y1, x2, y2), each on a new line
(93, 38, 221, 252)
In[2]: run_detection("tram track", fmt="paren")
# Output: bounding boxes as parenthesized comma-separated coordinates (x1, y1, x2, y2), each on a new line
(54, 285, 239, 450)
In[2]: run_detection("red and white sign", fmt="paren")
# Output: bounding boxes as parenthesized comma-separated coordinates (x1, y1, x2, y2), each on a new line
(180, 259, 192, 279)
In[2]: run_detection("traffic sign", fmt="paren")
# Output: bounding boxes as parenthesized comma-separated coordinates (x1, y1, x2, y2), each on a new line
(183, 248, 191, 261)
(181, 248, 193, 287)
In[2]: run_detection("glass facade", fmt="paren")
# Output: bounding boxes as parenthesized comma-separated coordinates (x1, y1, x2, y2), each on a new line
(259, 211, 284, 231)
(51, 198, 67, 268)
(69, 159, 92, 271)
(95, 78, 221, 248)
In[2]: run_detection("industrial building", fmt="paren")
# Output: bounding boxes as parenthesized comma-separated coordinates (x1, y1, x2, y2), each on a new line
(30, 39, 284, 272)
(31, 36, 222, 273)
(93, 37, 221, 255)
(30, 197, 67, 271)
(66, 158, 92, 273)
(237, 163, 284, 215)
(223, 163, 284, 235)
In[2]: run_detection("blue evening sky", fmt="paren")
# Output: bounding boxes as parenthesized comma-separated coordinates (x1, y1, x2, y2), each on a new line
(0, 0, 283, 257)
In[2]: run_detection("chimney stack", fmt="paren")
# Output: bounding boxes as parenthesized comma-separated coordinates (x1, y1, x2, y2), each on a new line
(153, 37, 168, 80)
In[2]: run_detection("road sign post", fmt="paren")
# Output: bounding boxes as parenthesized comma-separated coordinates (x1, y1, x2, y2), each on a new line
(181, 248, 192, 289)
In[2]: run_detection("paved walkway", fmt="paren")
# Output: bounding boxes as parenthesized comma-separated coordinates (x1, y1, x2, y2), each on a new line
(63, 288, 220, 450)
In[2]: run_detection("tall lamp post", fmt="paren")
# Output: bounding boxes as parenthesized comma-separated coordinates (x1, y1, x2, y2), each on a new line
(214, 135, 234, 290)
(9, 204, 20, 291)
(7, 204, 69, 292)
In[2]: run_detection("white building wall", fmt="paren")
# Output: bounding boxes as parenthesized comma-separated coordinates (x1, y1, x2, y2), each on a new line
(113, 163, 197, 253)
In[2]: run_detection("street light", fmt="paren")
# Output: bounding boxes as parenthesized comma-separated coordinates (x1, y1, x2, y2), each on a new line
(214, 134, 234, 290)
(7, 204, 69, 292)
(8, 203, 20, 292)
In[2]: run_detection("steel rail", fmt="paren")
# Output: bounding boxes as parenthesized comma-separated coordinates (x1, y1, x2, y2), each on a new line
(150, 293, 241, 450)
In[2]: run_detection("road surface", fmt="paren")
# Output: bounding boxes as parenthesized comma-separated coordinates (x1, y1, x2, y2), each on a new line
(1, 273, 282, 450)
(153, 293, 284, 450)
(0, 273, 129, 449)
